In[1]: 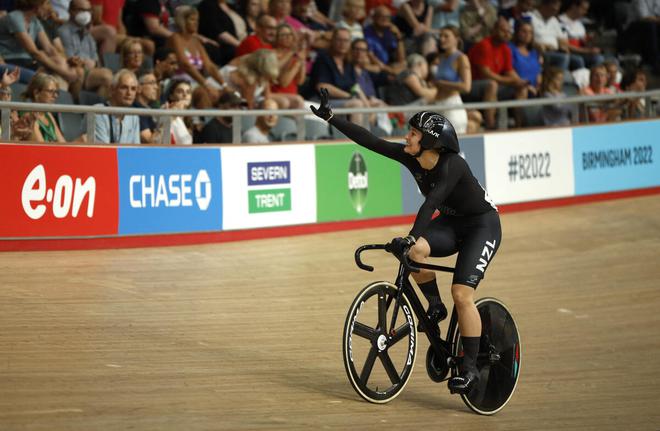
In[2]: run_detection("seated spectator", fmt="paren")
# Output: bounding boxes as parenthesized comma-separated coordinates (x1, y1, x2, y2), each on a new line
(197, 0, 247, 66)
(363, 5, 406, 74)
(430, 25, 477, 134)
(153, 46, 178, 96)
(620, 67, 648, 119)
(91, 0, 155, 56)
(94, 69, 140, 144)
(540, 66, 572, 126)
(350, 37, 390, 131)
(122, 0, 173, 49)
(581, 64, 620, 123)
(500, 0, 534, 23)
(310, 27, 367, 123)
(166, 5, 225, 108)
(603, 59, 621, 93)
(467, 16, 529, 129)
(621, 0, 660, 74)
(530, 0, 572, 70)
(459, 0, 498, 47)
(559, 0, 604, 69)
(162, 78, 193, 145)
(291, 0, 334, 32)
(337, 0, 366, 40)
(120, 38, 149, 75)
(57, 0, 113, 98)
(271, 23, 305, 109)
(242, 98, 278, 143)
(235, 14, 277, 57)
(240, 0, 263, 35)
(393, 0, 433, 42)
(271, 0, 327, 50)
(0, 0, 80, 85)
(429, 0, 462, 30)
(0, 67, 29, 140)
(194, 90, 247, 144)
(51, 0, 115, 57)
(509, 19, 541, 97)
(133, 71, 160, 143)
(387, 53, 437, 107)
(19, 72, 66, 142)
(219, 48, 279, 109)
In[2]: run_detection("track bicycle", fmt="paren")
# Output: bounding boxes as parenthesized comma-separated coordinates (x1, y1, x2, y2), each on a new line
(341, 243, 521, 415)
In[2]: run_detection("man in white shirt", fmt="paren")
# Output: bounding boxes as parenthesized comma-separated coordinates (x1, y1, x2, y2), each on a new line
(530, 0, 572, 70)
(558, 0, 604, 69)
(94, 69, 141, 144)
(242, 98, 279, 144)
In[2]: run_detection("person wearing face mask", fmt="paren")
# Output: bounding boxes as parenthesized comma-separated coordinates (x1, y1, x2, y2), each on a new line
(57, 0, 113, 99)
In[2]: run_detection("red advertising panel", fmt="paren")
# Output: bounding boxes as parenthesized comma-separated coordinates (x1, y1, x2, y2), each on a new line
(0, 145, 118, 237)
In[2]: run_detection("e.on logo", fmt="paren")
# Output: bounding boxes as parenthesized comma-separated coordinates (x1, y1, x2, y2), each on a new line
(21, 165, 96, 220)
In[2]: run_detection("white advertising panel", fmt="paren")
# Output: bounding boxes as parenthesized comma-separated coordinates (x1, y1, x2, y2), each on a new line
(221, 145, 317, 229)
(484, 128, 574, 205)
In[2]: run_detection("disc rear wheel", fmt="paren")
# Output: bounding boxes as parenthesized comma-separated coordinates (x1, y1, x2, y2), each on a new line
(451, 297, 521, 415)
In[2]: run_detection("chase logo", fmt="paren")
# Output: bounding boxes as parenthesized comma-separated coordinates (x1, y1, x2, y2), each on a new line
(348, 152, 368, 213)
(117, 148, 222, 234)
(128, 169, 211, 210)
(247, 161, 291, 213)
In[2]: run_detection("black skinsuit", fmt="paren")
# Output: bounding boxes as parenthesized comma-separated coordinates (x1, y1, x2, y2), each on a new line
(330, 117, 501, 287)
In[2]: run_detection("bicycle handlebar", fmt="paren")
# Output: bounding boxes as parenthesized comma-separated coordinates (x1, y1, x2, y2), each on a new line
(354, 243, 455, 274)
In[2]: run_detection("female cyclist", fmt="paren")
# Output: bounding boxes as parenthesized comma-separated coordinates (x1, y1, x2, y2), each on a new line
(311, 88, 501, 395)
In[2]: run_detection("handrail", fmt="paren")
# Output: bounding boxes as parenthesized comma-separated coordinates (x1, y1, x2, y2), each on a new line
(1, 89, 658, 144)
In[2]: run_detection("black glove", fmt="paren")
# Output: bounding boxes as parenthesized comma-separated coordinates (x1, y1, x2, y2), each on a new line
(310, 87, 333, 121)
(387, 235, 416, 257)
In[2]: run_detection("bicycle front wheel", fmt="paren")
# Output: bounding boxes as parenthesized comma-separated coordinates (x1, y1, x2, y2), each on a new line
(342, 281, 417, 403)
(451, 297, 522, 415)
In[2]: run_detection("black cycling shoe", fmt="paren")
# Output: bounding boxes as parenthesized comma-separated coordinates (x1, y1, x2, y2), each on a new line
(417, 302, 448, 333)
(448, 369, 480, 395)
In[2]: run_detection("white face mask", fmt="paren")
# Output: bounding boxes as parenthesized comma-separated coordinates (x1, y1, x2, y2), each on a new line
(74, 11, 92, 27)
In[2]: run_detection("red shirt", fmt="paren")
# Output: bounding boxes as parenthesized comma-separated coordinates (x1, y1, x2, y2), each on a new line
(235, 35, 273, 57)
(468, 36, 513, 80)
(91, 0, 126, 29)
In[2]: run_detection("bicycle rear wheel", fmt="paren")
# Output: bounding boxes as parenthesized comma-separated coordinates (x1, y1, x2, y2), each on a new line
(451, 297, 521, 415)
(342, 281, 417, 403)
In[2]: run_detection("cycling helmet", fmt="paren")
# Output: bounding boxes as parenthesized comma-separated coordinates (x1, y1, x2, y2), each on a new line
(408, 111, 460, 153)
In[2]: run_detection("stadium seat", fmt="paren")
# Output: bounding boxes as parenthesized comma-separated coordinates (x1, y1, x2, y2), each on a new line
(9, 82, 27, 101)
(519, 105, 544, 128)
(270, 116, 297, 142)
(241, 114, 256, 131)
(562, 82, 580, 96)
(304, 118, 330, 140)
(56, 90, 74, 105)
(78, 90, 107, 106)
(103, 52, 121, 73)
(58, 112, 84, 142)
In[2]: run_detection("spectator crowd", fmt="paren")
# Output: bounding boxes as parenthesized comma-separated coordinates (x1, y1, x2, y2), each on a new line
(0, 0, 656, 144)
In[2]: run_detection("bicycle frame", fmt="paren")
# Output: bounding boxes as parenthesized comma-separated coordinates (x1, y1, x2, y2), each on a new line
(355, 244, 458, 368)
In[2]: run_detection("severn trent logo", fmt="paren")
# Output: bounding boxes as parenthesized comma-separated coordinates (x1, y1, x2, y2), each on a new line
(247, 161, 292, 213)
(348, 152, 368, 213)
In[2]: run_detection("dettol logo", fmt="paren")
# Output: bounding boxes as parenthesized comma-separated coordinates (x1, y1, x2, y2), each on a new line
(348, 152, 368, 213)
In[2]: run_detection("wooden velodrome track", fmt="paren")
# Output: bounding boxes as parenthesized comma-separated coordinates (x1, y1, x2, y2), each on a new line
(1, 194, 659, 430)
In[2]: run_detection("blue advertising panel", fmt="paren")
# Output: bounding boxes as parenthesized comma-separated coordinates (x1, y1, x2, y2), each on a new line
(573, 121, 660, 195)
(401, 135, 485, 215)
(117, 148, 222, 234)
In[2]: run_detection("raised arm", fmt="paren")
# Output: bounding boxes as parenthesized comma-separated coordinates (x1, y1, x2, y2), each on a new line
(310, 88, 411, 164)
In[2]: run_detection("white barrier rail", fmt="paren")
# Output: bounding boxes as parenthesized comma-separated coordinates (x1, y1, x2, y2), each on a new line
(1, 89, 659, 144)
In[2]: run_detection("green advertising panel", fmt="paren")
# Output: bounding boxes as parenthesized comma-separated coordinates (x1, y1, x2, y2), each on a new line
(316, 143, 403, 222)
